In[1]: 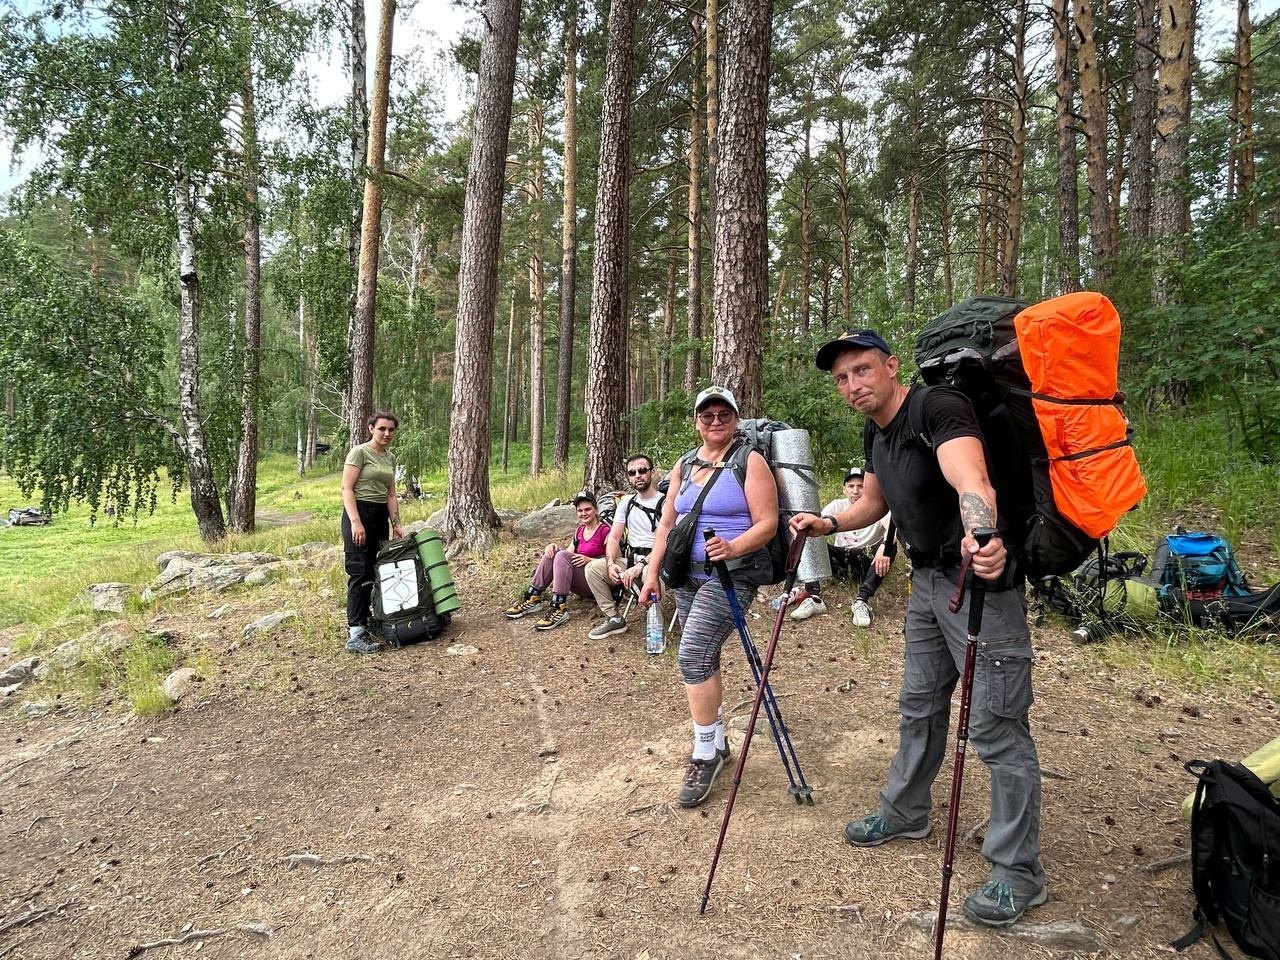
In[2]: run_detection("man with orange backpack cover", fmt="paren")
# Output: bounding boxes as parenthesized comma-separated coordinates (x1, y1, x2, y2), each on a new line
(792, 327, 1047, 927)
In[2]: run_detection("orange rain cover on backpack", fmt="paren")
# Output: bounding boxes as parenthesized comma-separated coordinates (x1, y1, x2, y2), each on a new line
(1014, 292, 1147, 538)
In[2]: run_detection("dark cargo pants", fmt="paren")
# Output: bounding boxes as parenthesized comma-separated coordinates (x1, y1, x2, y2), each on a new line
(878, 565, 1046, 894)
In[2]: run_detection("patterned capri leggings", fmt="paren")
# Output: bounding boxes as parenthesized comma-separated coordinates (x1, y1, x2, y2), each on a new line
(673, 575, 759, 685)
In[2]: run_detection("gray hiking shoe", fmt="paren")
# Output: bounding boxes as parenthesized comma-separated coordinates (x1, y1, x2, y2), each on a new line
(588, 616, 627, 640)
(345, 633, 381, 655)
(842, 812, 931, 847)
(962, 879, 1048, 926)
(677, 746, 730, 808)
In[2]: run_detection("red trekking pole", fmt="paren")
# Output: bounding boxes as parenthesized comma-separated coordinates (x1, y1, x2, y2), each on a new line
(934, 527, 996, 960)
(699, 529, 809, 916)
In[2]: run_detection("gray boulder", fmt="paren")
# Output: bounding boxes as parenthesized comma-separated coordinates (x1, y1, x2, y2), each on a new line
(43, 620, 132, 673)
(161, 667, 202, 703)
(512, 505, 579, 542)
(242, 610, 297, 638)
(285, 541, 335, 557)
(84, 583, 133, 614)
(0, 656, 41, 692)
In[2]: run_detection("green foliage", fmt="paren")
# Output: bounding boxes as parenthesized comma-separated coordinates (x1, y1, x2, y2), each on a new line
(0, 229, 182, 521)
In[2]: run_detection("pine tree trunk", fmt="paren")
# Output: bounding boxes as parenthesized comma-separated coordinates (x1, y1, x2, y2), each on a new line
(1001, 0, 1028, 298)
(904, 172, 920, 313)
(1052, 0, 1082, 291)
(584, 0, 638, 493)
(837, 121, 851, 323)
(1234, 0, 1255, 225)
(167, 3, 225, 543)
(661, 247, 675, 399)
(939, 151, 954, 306)
(1074, 0, 1113, 275)
(444, 0, 521, 550)
(527, 104, 545, 477)
(1109, 106, 1128, 248)
(346, 0, 368, 390)
(1153, 0, 1194, 307)
(231, 54, 261, 533)
(800, 113, 812, 336)
(685, 16, 704, 395)
(710, 0, 771, 418)
(346, 0, 394, 449)
(704, 0, 720, 243)
(1129, 0, 1157, 239)
(502, 285, 516, 473)
(553, 3, 578, 471)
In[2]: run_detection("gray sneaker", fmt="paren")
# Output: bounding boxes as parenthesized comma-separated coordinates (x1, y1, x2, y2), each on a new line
(345, 633, 381, 655)
(588, 616, 627, 640)
(962, 879, 1048, 926)
(677, 746, 730, 808)
(842, 812, 931, 847)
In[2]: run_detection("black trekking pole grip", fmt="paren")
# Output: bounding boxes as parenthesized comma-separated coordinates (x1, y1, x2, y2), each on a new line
(703, 528, 736, 593)
(964, 527, 996, 634)
(948, 527, 996, 616)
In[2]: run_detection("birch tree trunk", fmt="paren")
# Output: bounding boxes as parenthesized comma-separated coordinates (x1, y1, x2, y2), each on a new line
(527, 103, 545, 477)
(1000, 0, 1028, 298)
(1152, 0, 1195, 307)
(346, 0, 394, 449)
(1052, 0, 1082, 291)
(345, 0, 368, 386)
(231, 53, 261, 533)
(584, 0, 638, 493)
(710, 0, 771, 418)
(685, 15, 704, 395)
(167, 2, 225, 543)
(553, 2, 577, 471)
(1074, 0, 1114, 275)
(444, 0, 522, 549)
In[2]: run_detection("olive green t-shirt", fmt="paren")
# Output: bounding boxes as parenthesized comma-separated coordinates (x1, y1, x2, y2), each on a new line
(345, 443, 396, 503)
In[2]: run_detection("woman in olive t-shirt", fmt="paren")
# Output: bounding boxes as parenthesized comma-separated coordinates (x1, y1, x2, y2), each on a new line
(340, 411, 406, 653)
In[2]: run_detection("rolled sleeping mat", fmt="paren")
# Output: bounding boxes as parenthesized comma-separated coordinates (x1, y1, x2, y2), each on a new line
(771, 428, 832, 584)
(413, 529, 461, 615)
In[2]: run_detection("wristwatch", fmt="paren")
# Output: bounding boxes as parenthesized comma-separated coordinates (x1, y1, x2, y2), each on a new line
(820, 514, 839, 535)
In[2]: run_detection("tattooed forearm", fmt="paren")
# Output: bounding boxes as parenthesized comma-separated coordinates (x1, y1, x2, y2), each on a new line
(959, 491, 995, 534)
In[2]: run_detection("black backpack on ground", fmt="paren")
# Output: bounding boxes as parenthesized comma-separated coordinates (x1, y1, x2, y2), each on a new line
(1174, 759, 1280, 960)
(369, 537, 448, 646)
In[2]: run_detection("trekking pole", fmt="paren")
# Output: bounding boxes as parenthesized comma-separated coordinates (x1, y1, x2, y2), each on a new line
(934, 527, 996, 960)
(699, 529, 811, 917)
(703, 529, 812, 803)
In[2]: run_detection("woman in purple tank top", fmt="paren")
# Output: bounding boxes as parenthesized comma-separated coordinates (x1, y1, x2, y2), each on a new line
(640, 386, 778, 808)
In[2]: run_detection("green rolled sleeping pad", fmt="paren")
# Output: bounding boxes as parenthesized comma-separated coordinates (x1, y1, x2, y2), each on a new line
(413, 529, 461, 615)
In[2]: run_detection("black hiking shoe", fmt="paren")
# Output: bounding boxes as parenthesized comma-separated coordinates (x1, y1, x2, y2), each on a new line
(677, 746, 729, 808)
(962, 880, 1048, 926)
(505, 588, 544, 620)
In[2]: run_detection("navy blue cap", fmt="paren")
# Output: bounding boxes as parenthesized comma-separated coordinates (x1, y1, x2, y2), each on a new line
(815, 328, 894, 371)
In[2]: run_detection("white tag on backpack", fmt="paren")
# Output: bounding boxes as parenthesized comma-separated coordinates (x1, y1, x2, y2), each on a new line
(378, 560, 420, 614)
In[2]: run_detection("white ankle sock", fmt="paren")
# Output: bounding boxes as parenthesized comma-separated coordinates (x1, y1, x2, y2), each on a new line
(714, 707, 726, 751)
(692, 721, 718, 761)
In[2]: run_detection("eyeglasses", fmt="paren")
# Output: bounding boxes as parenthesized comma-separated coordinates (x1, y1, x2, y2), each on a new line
(697, 411, 735, 425)
(626, 466, 651, 477)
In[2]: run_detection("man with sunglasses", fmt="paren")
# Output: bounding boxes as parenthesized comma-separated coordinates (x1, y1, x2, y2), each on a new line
(586, 453, 666, 639)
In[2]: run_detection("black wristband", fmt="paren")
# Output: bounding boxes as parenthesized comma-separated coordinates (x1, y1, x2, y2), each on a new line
(820, 514, 839, 535)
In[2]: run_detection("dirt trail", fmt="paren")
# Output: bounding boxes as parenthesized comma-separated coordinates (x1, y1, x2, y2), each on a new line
(0, 559, 1272, 959)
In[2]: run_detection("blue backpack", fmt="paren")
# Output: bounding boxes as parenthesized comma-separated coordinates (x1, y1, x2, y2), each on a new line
(1156, 531, 1251, 600)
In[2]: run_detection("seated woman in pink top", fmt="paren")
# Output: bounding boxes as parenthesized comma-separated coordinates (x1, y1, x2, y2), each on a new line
(504, 490, 610, 631)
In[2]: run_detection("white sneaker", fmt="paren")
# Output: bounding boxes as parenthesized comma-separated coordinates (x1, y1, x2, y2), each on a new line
(851, 599, 872, 628)
(790, 597, 827, 621)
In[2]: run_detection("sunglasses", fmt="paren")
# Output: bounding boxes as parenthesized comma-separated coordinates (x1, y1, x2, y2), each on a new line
(626, 466, 651, 477)
(697, 411, 735, 425)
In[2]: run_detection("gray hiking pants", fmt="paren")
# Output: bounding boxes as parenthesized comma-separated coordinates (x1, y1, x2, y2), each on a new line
(878, 565, 1046, 894)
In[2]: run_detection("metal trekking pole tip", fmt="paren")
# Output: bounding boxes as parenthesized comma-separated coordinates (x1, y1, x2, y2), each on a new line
(789, 783, 814, 805)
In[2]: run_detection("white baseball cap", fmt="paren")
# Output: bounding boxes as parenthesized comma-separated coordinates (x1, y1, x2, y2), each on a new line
(694, 385, 739, 415)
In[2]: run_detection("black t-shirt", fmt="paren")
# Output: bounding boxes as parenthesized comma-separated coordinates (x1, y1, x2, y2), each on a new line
(863, 385, 982, 559)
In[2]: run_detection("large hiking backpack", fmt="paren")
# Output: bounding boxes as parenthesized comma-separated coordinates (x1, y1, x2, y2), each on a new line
(1155, 531, 1251, 601)
(912, 292, 1147, 580)
(1174, 759, 1280, 960)
(369, 537, 448, 646)
(678, 419, 814, 585)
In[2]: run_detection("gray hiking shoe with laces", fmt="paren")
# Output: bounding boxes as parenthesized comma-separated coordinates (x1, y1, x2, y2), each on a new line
(962, 879, 1047, 926)
(842, 812, 931, 847)
(677, 745, 730, 808)
(588, 616, 627, 639)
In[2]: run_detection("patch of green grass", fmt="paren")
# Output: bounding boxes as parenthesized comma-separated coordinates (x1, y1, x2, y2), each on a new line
(121, 636, 178, 716)
(1091, 625, 1280, 698)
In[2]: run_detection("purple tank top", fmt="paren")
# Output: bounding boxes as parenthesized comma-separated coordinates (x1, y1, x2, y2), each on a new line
(674, 458, 752, 565)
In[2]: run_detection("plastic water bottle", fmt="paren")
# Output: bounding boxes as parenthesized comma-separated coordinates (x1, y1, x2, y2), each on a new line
(645, 596, 664, 654)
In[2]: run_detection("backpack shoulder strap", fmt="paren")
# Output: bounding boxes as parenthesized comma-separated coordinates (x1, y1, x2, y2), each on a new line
(905, 385, 936, 450)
